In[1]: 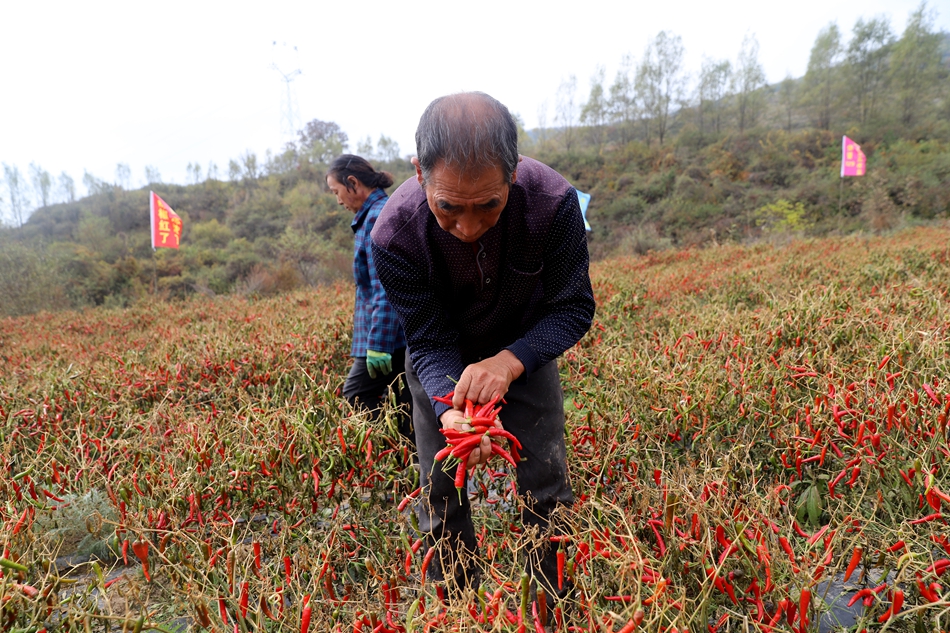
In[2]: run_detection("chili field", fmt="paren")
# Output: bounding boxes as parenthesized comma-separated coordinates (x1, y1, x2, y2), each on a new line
(2, 226, 950, 632)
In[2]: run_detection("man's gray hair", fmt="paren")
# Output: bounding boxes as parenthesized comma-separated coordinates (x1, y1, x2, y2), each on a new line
(415, 92, 519, 185)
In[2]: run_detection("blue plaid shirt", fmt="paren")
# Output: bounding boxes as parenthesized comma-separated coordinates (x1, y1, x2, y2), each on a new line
(351, 188, 407, 357)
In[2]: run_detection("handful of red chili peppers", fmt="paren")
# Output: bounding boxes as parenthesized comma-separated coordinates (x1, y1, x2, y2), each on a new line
(432, 391, 523, 491)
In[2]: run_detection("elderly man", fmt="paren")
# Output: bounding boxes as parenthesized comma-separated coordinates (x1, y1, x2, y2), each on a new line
(371, 92, 595, 599)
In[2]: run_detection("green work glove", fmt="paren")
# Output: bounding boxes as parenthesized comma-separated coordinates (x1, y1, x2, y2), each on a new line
(365, 350, 392, 379)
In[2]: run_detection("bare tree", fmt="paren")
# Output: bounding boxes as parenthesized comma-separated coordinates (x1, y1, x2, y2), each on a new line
(580, 66, 608, 149)
(57, 172, 75, 203)
(555, 75, 579, 151)
(636, 31, 685, 145)
(115, 162, 131, 190)
(698, 57, 731, 135)
(29, 162, 52, 208)
(890, 3, 943, 127)
(733, 33, 767, 132)
(779, 74, 797, 131)
(803, 23, 842, 130)
(608, 53, 637, 144)
(3, 164, 30, 227)
(83, 170, 110, 196)
(536, 98, 550, 147)
(187, 162, 202, 184)
(144, 165, 161, 185)
(847, 16, 893, 124)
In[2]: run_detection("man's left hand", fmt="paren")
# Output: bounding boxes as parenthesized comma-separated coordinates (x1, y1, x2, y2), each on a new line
(452, 350, 524, 410)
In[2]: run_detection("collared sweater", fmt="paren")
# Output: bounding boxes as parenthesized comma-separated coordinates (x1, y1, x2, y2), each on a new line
(371, 157, 595, 415)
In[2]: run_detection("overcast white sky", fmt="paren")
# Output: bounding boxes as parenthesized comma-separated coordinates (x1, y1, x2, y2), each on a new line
(1, 0, 946, 197)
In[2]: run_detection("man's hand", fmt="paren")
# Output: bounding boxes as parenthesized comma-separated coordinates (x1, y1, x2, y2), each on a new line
(438, 350, 523, 469)
(440, 408, 499, 468)
(451, 350, 524, 409)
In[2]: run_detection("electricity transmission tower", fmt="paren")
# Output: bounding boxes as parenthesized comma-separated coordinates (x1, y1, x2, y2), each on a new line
(271, 42, 302, 146)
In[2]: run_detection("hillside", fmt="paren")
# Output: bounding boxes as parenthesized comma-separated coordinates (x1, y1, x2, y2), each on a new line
(1, 127, 948, 319)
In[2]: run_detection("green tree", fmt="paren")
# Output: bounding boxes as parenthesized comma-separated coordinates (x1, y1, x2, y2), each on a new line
(733, 33, 766, 132)
(889, 3, 943, 127)
(608, 53, 637, 143)
(376, 135, 401, 163)
(580, 66, 608, 149)
(297, 119, 348, 166)
(846, 16, 893, 125)
(356, 136, 374, 157)
(698, 57, 731, 135)
(802, 23, 842, 130)
(778, 74, 797, 132)
(636, 31, 685, 145)
(240, 151, 260, 180)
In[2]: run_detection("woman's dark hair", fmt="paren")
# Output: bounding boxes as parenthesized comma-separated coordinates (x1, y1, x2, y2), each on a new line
(327, 155, 394, 192)
(415, 92, 519, 186)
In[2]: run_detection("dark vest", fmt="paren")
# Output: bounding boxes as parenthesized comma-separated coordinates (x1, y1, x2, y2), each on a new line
(372, 157, 574, 362)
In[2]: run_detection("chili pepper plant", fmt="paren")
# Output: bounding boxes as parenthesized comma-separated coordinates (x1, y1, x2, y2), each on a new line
(1, 227, 950, 632)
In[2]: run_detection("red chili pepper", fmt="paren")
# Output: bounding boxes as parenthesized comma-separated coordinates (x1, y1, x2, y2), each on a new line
(792, 521, 809, 539)
(799, 589, 810, 627)
(910, 513, 944, 524)
(131, 539, 150, 582)
(845, 466, 861, 487)
(239, 581, 249, 618)
(397, 487, 421, 512)
(301, 594, 312, 633)
(807, 525, 829, 546)
(892, 588, 904, 614)
(253, 541, 261, 570)
(887, 540, 905, 553)
(420, 547, 436, 582)
(284, 556, 293, 584)
(450, 435, 486, 459)
(779, 536, 798, 570)
(557, 549, 565, 591)
(490, 442, 518, 468)
(844, 546, 862, 582)
(924, 559, 950, 575)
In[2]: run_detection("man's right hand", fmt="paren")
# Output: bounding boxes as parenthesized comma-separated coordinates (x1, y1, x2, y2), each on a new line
(439, 408, 498, 468)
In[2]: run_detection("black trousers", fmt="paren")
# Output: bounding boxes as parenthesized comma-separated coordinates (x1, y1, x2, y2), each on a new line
(405, 354, 574, 596)
(342, 348, 413, 443)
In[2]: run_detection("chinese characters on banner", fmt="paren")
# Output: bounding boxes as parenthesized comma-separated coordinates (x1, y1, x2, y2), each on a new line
(841, 136, 867, 177)
(150, 191, 183, 249)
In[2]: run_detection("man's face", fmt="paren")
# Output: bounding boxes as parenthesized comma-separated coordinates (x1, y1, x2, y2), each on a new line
(414, 158, 515, 243)
(326, 174, 363, 213)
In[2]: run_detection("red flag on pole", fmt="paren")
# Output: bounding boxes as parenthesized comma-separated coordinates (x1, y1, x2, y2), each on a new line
(150, 191, 183, 249)
(840, 136, 866, 177)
